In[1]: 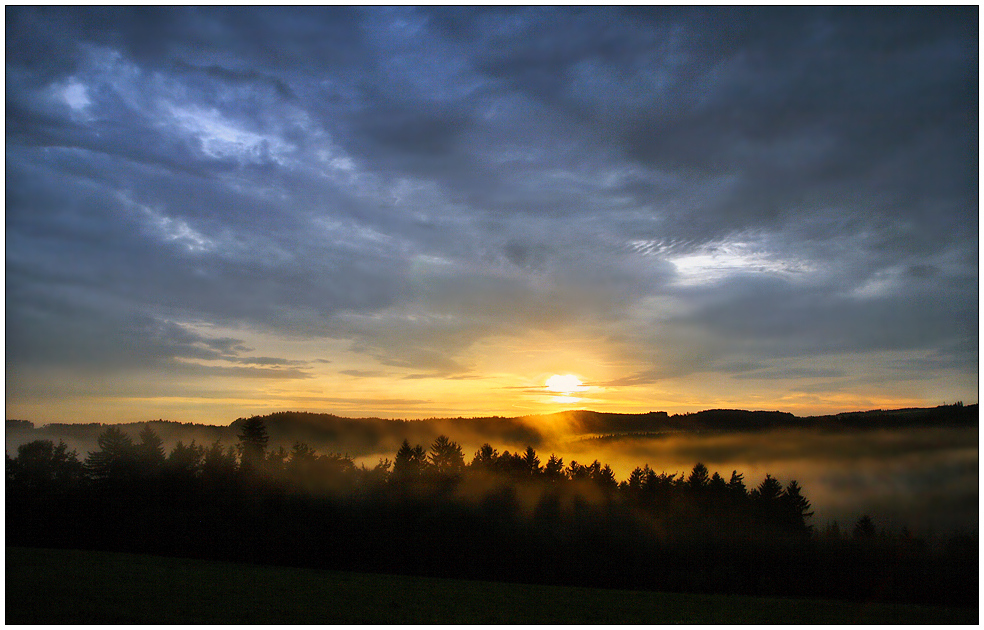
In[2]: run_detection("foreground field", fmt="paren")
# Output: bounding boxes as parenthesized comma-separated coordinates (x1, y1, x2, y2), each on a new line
(5, 547, 976, 624)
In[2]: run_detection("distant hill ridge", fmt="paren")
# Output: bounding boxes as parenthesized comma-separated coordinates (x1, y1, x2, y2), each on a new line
(6, 403, 976, 458)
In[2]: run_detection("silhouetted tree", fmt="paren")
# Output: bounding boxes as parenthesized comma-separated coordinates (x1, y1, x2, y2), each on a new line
(820, 520, 843, 541)
(86, 427, 137, 483)
(543, 454, 565, 482)
(854, 514, 877, 540)
(393, 439, 427, 483)
(201, 441, 237, 487)
(641, 468, 678, 511)
(780, 480, 814, 534)
(752, 474, 783, 502)
(592, 463, 618, 494)
(428, 435, 464, 476)
(750, 473, 785, 529)
(566, 460, 590, 481)
(727, 470, 747, 496)
(295, 450, 355, 495)
(134, 426, 166, 478)
(281, 442, 316, 487)
(236, 416, 269, 470)
(495, 451, 526, 478)
(624, 466, 647, 504)
(164, 440, 203, 480)
(6, 440, 85, 493)
(356, 458, 391, 492)
(625, 466, 645, 489)
(266, 445, 290, 475)
(520, 446, 542, 478)
(687, 462, 710, 491)
(708, 471, 728, 494)
(470, 443, 499, 471)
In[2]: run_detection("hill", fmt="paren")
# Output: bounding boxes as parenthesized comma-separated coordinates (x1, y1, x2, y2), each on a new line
(6, 403, 976, 459)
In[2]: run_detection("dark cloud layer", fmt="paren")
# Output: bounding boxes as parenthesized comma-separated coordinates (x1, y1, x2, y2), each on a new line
(6, 6, 977, 420)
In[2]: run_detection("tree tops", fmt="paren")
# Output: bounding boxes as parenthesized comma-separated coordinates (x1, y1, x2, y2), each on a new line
(6, 420, 977, 610)
(9, 422, 821, 537)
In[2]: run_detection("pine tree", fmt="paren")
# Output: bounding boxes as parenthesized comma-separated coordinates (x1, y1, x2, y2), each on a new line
(751, 474, 785, 530)
(521, 446, 542, 478)
(708, 471, 728, 493)
(470, 443, 499, 470)
(853, 514, 876, 540)
(727, 470, 747, 496)
(566, 460, 590, 480)
(429, 435, 464, 476)
(393, 439, 427, 482)
(86, 426, 137, 482)
(592, 463, 618, 493)
(237, 417, 269, 470)
(7, 440, 84, 493)
(687, 462, 710, 491)
(165, 440, 204, 479)
(135, 426, 166, 477)
(201, 441, 237, 486)
(753, 474, 783, 502)
(780, 479, 814, 534)
(543, 454, 565, 482)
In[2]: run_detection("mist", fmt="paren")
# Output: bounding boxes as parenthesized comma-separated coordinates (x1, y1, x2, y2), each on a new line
(8, 406, 976, 535)
(548, 428, 978, 534)
(337, 419, 978, 535)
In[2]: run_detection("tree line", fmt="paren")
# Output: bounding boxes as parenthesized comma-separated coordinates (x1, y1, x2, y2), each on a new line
(6, 418, 977, 608)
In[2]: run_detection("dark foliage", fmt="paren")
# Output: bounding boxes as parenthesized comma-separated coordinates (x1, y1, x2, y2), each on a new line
(9, 404, 976, 467)
(236, 416, 269, 471)
(6, 423, 977, 609)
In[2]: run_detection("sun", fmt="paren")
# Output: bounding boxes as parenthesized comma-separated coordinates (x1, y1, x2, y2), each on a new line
(545, 374, 587, 396)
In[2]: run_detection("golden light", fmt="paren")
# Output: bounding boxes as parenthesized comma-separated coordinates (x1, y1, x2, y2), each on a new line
(545, 374, 587, 395)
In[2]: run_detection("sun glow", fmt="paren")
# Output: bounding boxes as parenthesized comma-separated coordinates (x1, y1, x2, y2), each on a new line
(545, 374, 587, 403)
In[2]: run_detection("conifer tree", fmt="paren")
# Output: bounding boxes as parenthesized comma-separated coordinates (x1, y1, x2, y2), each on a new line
(781, 479, 814, 534)
(429, 435, 464, 476)
(237, 417, 269, 470)
(393, 439, 427, 482)
(520, 446, 541, 478)
(470, 443, 499, 470)
(86, 426, 136, 482)
(543, 454, 565, 482)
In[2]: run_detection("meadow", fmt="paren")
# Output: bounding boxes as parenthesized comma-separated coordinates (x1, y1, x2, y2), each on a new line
(6, 547, 976, 624)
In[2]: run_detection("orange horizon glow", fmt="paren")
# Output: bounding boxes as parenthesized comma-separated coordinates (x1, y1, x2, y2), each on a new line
(5, 375, 964, 427)
(5, 325, 973, 426)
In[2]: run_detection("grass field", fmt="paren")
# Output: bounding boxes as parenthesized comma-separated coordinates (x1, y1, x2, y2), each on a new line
(5, 546, 977, 624)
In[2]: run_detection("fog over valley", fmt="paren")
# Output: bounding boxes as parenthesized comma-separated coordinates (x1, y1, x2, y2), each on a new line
(9, 404, 977, 534)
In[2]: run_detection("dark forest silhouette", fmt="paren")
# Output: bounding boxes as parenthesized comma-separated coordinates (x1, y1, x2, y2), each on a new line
(6, 403, 976, 468)
(6, 419, 978, 608)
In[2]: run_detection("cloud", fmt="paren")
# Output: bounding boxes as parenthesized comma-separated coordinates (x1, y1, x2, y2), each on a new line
(732, 367, 846, 381)
(339, 369, 387, 378)
(5, 7, 977, 420)
(172, 362, 312, 380)
(174, 61, 296, 101)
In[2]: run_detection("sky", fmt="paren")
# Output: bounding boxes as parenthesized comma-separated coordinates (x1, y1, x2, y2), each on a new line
(6, 6, 979, 425)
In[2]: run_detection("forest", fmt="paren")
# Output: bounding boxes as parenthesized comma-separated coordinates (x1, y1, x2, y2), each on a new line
(6, 416, 978, 608)
(7, 404, 977, 461)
